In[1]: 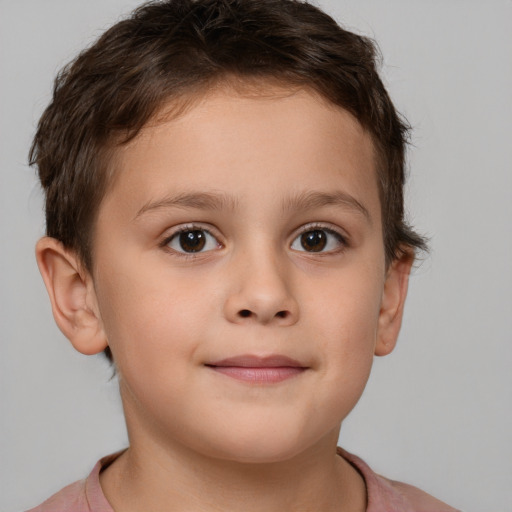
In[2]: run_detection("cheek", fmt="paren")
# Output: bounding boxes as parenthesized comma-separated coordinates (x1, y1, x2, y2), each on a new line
(94, 259, 208, 377)
(96, 273, 207, 428)
(307, 268, 384, 404)
(310, 266, 383, 349)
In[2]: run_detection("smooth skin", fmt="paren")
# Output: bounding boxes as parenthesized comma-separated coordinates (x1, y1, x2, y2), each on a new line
(36, 85, 412, 512)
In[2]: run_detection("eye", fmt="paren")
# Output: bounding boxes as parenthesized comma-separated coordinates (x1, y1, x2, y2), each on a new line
(165, 228, 220, 254)
(290, 227, 346, 253)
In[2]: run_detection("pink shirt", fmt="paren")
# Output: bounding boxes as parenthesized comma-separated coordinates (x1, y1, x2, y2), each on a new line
(27, 448, 460, 511)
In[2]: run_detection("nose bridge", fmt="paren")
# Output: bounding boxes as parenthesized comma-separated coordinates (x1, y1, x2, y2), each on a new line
(223, 237, 299, 325)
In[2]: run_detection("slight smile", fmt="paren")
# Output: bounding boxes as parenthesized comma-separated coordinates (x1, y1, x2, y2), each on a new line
(205, 355, 309, 384)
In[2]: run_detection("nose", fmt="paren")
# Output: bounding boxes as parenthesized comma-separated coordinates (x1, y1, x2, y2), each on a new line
(223, 248, 299, 326)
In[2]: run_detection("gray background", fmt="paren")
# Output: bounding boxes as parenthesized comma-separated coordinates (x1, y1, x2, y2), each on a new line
(1, 1, 511, 511)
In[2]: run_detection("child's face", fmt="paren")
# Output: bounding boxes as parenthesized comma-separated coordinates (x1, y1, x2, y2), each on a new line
(89, 86, 407, 462)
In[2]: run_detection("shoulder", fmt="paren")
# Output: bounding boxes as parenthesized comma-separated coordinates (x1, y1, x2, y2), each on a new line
(25, 453, 119, 512)
(25, 479, 88, 512)
(338, 448, 461, 512)
(381, 477, 461, 512)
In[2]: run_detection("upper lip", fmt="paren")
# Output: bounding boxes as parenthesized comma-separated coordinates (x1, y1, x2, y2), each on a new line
(206, 354, 306, 368)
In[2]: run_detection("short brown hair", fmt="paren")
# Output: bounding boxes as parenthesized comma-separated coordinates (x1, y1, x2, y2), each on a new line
(30, 0, 427, 271)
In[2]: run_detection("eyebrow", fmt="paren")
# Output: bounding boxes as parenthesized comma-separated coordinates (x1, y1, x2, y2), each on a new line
(134, 189, 371, 223)
(282, 190, 372, 224)
(134, 191, 238, 220)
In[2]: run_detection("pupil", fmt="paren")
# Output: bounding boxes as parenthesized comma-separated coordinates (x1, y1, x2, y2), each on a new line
(301, 230, 326, 252)
(179, 230, 206, 252)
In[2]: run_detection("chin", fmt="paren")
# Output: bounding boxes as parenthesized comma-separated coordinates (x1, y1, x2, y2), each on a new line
(215, 443, 306, 465)
(193, 418, 323, 465)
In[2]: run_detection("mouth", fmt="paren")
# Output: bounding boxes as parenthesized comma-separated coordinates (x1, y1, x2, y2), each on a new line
(205, 354, 308, 384)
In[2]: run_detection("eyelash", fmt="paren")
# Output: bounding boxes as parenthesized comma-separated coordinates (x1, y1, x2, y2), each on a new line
(160, 223, 349, 257)
(160, 224, 222, 258)
(291, 223, 349, 254)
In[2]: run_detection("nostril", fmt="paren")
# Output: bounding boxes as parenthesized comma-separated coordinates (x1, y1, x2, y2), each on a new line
(235, 309, 291, 321)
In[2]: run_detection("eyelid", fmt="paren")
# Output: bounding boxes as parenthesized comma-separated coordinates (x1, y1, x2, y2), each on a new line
(290, 222, 349, 252)
(160, 223, 223, 254)
(159, 222, 348, 256)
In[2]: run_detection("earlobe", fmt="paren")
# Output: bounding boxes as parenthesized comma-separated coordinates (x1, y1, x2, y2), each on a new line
(375, 252, 414, 357)
(35, 237, 108, 355)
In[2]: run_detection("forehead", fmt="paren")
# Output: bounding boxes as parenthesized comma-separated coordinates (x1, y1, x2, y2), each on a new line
(105, 85, 380, 222)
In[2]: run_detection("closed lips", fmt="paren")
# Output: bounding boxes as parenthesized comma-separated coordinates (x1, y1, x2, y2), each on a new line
(205, 355, 308, 383)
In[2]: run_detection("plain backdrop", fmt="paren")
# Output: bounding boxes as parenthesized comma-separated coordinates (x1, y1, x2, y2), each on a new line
(1, 1, 511, 511)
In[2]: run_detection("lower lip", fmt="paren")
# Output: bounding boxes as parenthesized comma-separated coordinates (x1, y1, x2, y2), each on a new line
(208, 366, 306, 383)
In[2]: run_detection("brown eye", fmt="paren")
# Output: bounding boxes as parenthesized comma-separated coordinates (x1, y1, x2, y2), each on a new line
(300, 230, 327, 252)
(179, 230, 206, 252)
(166, 228, 219, 254)
(291, 227, 346, 253)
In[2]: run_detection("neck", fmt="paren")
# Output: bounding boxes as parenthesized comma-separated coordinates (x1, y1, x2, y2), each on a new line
(100, 431, 366, 512)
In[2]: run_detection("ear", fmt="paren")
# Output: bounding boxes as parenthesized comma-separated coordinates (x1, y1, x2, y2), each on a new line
(35, 237, 108, 355)
(374, 252, 414, 357)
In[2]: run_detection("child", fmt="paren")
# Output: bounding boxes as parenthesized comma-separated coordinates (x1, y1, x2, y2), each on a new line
(28, 0, 459, 510)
